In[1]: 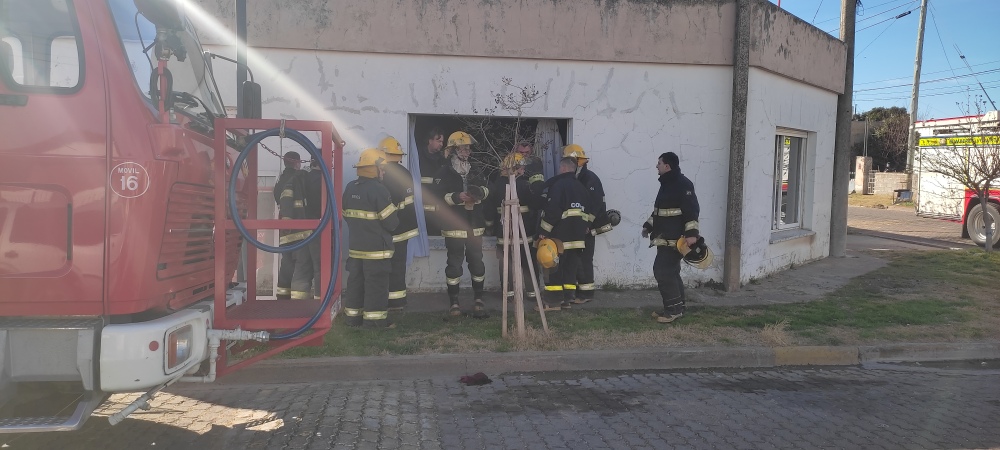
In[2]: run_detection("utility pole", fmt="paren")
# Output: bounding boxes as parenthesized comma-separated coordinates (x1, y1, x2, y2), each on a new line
(830, 0, 857, 258)
(905, 0, 929, 188)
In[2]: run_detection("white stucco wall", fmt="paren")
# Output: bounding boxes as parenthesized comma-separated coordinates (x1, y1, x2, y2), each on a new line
(743, 68, 838, 281)
(207, 46, 739, 290)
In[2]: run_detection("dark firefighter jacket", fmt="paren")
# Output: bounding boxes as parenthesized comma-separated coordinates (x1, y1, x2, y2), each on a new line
(303, 169, 323, 220)
(382, 162, 419, 243)
(577, 165, 612, 236)
(642, 168, 700, 248)
(275, 167, 310, 245)
(539, 172, 591, 250)
(342, 177, 399, 259)
(484, 173, 541, 246)
(418, 148, 446, 216)
(523, 156, 546, 197)
(432, 163, 491, 238)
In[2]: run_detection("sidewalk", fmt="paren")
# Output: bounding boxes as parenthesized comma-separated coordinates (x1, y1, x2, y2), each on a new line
(225, 215, 997, 385)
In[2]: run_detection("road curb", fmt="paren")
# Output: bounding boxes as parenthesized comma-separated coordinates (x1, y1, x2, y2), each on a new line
(217, 342, 1000, 384)
(847, 227, 972, 249)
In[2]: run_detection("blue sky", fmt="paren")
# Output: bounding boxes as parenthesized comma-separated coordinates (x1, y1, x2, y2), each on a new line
(772, 0, 1000, 120)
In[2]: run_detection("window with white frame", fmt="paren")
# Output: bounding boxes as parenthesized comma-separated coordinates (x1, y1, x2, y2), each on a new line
(773, 131, 806, 230)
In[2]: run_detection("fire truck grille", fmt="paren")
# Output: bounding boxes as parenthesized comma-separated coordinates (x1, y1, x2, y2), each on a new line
(157, 183, 246, 281)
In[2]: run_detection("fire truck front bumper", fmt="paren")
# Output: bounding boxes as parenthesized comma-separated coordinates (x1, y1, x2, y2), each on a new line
(100, 302, 212, 392)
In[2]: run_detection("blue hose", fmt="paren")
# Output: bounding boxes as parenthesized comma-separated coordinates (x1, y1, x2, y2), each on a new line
(228, 128, 340, 340)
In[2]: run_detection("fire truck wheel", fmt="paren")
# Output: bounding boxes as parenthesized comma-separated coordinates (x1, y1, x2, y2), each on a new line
(966, 202, 1000, 248)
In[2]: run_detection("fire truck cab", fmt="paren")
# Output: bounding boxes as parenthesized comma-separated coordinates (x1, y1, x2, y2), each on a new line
(0, 0, 339, 431)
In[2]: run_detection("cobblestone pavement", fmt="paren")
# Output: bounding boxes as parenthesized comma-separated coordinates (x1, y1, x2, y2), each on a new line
(4, 365, 998, 449)
(847, 205, 971, 246)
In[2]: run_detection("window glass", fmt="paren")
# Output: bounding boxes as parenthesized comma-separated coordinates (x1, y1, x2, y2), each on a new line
(773, 134, 804, 230)
(0, 0, 82, 89)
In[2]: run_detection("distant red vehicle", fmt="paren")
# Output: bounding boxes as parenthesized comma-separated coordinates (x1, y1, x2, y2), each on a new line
(0, 0, 341, 431)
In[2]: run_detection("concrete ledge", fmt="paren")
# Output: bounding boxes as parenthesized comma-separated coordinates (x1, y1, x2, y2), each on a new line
(774, 346, 858, 366)
(217, 342, 1000, 385)
(859, 342, 1000, 363)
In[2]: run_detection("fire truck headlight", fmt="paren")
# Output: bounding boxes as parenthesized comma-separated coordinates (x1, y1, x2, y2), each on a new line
(165, 324, 193, 372)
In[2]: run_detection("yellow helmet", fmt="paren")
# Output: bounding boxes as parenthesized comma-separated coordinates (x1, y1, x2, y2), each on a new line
(378, 136, 405, 157)
(536, 238, 563, 269)
(500, 153, 527, 171)
(354, 148, 387, 168)
(562, 144, 589, 166)
(676, 236, 713, 270)
(446, 131, 477, 148)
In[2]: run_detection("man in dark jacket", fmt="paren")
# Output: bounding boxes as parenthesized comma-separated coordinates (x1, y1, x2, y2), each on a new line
(379, 136, 419, 311)
(538, 157, 592, 310)
(273, 151, 305, 299)
(433, 131, 491, 318)
(418, 127, 446, 236)
(485, 153, 541, 303)
(290, 159, 324, 299)
(342, 148, 399, 329)
(563, 144, 612, 305)
(641, 152, 700, 324)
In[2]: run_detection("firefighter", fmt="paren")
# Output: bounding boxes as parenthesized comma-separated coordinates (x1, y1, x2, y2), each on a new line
(433, 131, 491, 318)
(290, 158, 324, 300)
(563, 144, 611, 304)
(537, 156, 592, 310)
(342, 148, 399, 329)
(513, 136, 546, 196)
(641, 152, 700, 324)
(485, 153, 541, 303)
(273, 151, 307, 300)
(418, 127, 446, 236)
(378, 135, 418, 310)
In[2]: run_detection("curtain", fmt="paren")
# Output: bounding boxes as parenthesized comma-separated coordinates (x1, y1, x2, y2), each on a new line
(535, 119, 564, 180)
(407, 117, 430, 260)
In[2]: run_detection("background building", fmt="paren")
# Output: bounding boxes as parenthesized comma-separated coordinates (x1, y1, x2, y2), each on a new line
(194, 0, 847, 291)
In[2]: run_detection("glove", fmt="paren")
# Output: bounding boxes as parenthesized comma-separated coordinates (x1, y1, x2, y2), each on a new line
(641, 229, 650, 238)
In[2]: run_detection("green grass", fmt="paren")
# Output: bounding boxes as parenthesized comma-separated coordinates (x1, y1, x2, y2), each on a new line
(269, 249, 1000, 358)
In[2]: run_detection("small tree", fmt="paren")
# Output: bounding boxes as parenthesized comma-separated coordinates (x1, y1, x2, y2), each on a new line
(461, 78, 546, 182)
(919, 97, 1000, 251)
(857, 106, 910, 171)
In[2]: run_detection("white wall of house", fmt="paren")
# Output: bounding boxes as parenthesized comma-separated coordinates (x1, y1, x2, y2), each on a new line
(209, 46, 742, 290)
(743, 68, 839, 281)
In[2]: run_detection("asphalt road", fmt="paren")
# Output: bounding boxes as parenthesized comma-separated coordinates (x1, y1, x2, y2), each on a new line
(4, 364, 998, 450)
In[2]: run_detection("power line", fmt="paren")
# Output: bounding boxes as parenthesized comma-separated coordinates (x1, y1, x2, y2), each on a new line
(818, 0, 913, 25)
(812, 0, 825, 24)
(927, 2, 958, 80)
(857, 17, 901, 56)
(854, 68, 1000, 92)
(826, 0, 916, 33)
(854, 59, 1000, 86)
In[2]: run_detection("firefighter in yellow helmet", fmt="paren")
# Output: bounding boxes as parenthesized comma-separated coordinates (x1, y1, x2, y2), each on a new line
(641, 152, 700, 324)
(562, 144, 614, 305)
(342, 148, 399, 329)
(432, 131, 491, 318)
(273, 151, 306, 299)
(377, 136, 418, 311)
(537, 156, 592, 311)
(484, 152, 542, 304)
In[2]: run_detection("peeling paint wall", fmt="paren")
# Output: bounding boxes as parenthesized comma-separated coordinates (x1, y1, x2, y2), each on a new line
(744, 68, 838, 280)
(206, 48, 734, 289)
(195, 0, 844, 94)
(748, 1, 847, 94)
(194, 0, 845, 290)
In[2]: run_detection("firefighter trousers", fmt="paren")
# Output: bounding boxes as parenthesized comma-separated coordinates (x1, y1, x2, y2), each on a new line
(388, 240, 409, 309)
(652, 246, 685, 315)
(291, 239, 321, 299)
(444, 235, 485, 304)
(275, 243, 298, 299)
(545, 248, 582, 304)
(344, 257, 391, 326)
(575, 234, 597, 300)
(496, 243, 538, 301)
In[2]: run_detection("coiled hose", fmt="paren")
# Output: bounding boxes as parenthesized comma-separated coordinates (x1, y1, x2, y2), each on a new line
(228, 128, 339, 340)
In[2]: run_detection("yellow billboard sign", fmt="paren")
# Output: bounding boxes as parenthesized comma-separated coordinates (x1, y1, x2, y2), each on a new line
(918, 135, 1000, 147)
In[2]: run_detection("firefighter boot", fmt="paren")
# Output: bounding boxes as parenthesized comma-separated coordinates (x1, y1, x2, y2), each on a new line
(448, 284, 462, 316)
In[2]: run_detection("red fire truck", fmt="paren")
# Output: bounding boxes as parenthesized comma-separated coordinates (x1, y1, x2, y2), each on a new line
(914, 112, 1000, 248)
(0, 0, 343, 431)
